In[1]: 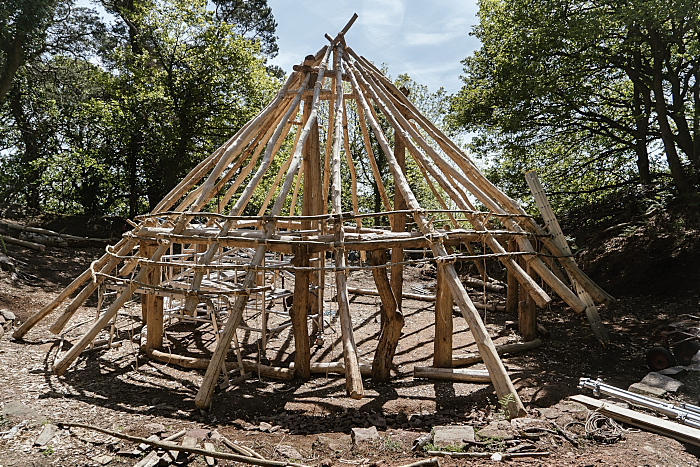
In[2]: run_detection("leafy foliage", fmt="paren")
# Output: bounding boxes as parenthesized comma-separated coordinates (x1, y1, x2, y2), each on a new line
(450, 0, 700, 210)
(0, 0, 280, 216)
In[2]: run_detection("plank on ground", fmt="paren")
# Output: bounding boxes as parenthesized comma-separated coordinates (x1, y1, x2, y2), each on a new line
(571, 394, 700, 447)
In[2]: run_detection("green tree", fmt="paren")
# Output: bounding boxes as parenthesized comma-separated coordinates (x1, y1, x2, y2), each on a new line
(103, 0, 280, 215)
(0, 0, 56, 103)
(0, 1, 106, 209)
(450, 0, 700, 203)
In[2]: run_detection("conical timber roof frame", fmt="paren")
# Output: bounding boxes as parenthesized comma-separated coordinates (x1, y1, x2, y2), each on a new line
(14, 15, 613, 415)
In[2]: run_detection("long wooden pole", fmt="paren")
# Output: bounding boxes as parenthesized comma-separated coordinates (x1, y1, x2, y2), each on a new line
(354, 102, 393, 216)
(57, 422, 309, 467)
(321, 53, 335, 212)
(330, 42, 363, 399)
(345, 56, 525, 417)
(257, 127, 299, 215)
(391, 88, 408, 309)
(301, 65, 324, 334)
(525, 171, 609, 345)
(342, 103, 360, 227)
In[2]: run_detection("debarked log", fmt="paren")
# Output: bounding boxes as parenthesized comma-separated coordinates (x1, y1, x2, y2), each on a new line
(0, 234, 45, 251)
(452, 339, 542, 367)
(146, 348, 294, 381)
(57, 421, 309, 467)
(289, 361, 374, 376)
(413, 367, 492, 383)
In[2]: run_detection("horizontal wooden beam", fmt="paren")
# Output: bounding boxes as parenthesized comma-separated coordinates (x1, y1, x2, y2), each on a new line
(413, 367, 492, 383)
(452, 339, 542, 367)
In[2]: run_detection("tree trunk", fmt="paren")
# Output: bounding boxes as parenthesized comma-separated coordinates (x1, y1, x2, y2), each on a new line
(0, 32, 26, 104)
(9, 85, 41, 209)
(649, 29, 694, 194)
(633, 83, 651, 186)
(664, 52, 699, 171)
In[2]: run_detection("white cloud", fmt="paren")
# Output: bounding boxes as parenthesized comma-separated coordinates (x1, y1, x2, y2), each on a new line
(404, 32, 456, 46)
(268, 0, 481, 94)
(360, 0, 406, 41)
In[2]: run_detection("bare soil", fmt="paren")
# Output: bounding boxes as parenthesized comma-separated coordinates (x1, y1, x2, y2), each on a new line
(1, 203, 700, 466)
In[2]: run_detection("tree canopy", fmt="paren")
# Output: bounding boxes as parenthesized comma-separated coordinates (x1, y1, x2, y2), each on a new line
(450, 0, 700, 209)
(0, 0, 281, 216)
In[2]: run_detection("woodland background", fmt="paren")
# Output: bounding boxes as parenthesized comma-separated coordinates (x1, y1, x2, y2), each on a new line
(1, 0, 699, 222)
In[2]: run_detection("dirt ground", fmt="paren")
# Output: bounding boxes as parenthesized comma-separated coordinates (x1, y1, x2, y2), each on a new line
(1, 205, 700, 466)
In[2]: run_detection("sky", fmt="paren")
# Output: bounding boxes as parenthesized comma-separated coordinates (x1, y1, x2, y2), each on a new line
(267, 0, 481, 95)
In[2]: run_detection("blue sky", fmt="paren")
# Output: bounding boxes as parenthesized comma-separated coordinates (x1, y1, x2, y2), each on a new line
(267, 0, 481, 95)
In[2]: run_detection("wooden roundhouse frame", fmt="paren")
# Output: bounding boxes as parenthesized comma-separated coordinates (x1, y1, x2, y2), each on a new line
(14, 16, 613, 417)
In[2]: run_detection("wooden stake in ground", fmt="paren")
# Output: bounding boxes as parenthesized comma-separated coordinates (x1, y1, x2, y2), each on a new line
(140, 242, 164, 350)
(369, 249, 404, 382)
(434, 262, 453, 368)
(291, 244, 311, 379)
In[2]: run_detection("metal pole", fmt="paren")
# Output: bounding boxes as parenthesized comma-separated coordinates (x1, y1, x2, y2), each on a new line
(579, 377, 700, 429)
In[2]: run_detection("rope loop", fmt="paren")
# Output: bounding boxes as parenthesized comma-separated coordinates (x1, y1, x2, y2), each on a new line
(436, 255, 456, 265)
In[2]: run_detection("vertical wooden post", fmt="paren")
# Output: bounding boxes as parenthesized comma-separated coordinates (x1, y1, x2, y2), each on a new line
(301, 71, 324, 337)
(140, 242, 163, 351)
(369, 249, 404, 382)
(434, 263, 453, 368)
(518, 256, 537, 342)
(506, 240, 519, 314)
(291, 245, 311, 380)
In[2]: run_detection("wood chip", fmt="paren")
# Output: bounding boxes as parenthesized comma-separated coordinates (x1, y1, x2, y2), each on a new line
(133, 451, 160, 467)
(204, 442, 217, 466)
(34, 423, 57, 446)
